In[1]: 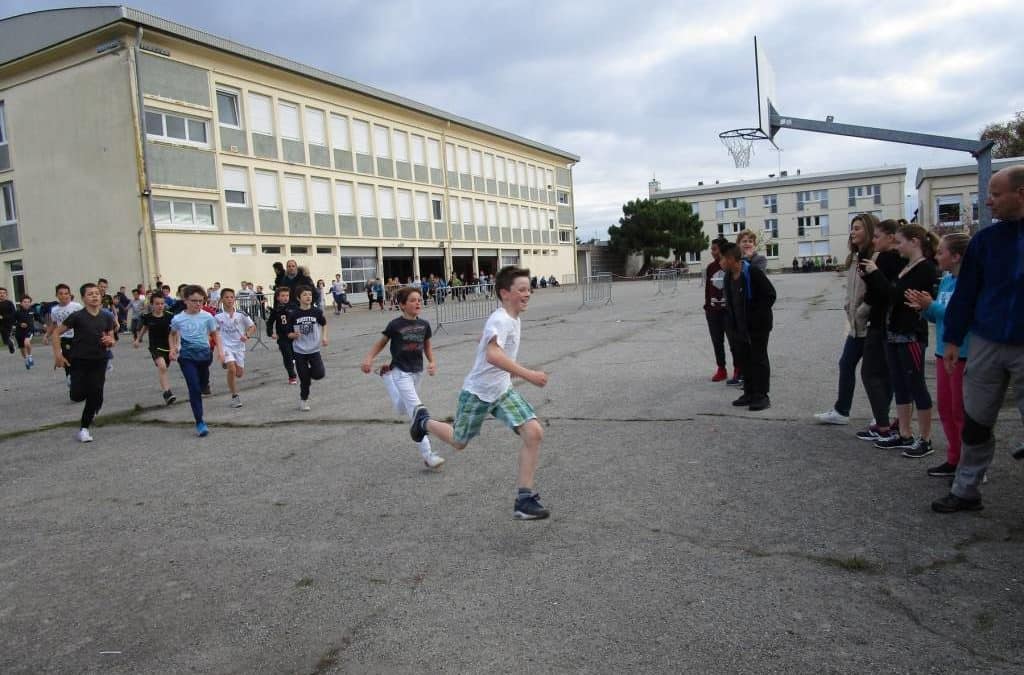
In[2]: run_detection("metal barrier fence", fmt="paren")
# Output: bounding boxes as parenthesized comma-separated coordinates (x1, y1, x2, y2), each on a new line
(580, 273, 613, 307)
(433, 284, 498, 332)
(653, 269, 680, 296)
(236, 296, 271, 351)
(559, 273, 576, 292)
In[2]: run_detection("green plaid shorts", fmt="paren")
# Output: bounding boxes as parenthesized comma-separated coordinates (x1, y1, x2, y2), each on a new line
(452, 388, 536, 444)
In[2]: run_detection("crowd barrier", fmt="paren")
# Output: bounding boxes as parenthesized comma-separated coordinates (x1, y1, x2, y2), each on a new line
(580, 273, 613, 308)
(236, 296, 271, 351)
(653, 269, 680, 296)
(433, 284, 498, 333)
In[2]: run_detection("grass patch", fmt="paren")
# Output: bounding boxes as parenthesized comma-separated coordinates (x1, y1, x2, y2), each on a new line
(295, 577, 314, 588)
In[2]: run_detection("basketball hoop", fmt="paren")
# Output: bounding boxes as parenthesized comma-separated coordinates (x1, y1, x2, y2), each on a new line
(719, 127, 770, 168)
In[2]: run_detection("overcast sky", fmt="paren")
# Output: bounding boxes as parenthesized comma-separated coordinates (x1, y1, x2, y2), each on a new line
(6, 0, 1022, 240)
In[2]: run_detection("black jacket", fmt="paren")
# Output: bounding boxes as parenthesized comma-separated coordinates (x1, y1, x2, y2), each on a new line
(864, 257, 937, 341)
(724, 261, 776, 338)
(266, 303, 291, 341)
(863, 250, 902, 329)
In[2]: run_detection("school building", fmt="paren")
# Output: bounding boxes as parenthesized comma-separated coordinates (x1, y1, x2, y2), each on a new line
(915, 156, 1023, 230)
(649, 166, 906, 270)
(0, 7, 580, 299)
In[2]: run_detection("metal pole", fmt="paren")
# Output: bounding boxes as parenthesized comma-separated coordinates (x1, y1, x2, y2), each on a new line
(976, 144, 993, 229)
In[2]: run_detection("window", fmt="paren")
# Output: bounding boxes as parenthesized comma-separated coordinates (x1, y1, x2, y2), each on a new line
(971, 192, 979, 222)
(461, 198, 472, 225)
(261, 245, 282, 255)
(254, 171, 279, 209)
(144, 108, 209, 146)
(936, 195, 962, 224)
(484, 153, 495, 180)
(763, 218, 778, 238)
(278, 102, 301, 140)
(230, 244, 254, 255)
(849, 184, 882, 206)
(486, 201, 497, 226)
(507, 159, 518, 185)
(797, 189, 828, 210)
(765, 243, 779, 258)
(716, 221, 745, 235)
(763, 194, 777, 213)
(427, 138, 441, 170)
(222, 166, 248, 206)
(353, 120, 371, 154)
(498, 203, 509, 227)
(398, 189, 413, 220)
(311, 178, 331, 214)
(374, 125, 391, 158)
(248, 93, 273, 135)
(431, 197, 443, 221)
(471, 150, 483, 177)
(685, 251, 700, 264)
(415, 192, 429, 221)
(473, 200, 485, 225)
(330, 114, 350, 150)
(518, 162, 528, 187)
(291, 245, 309, 255)
(797, 214, 829, 236)
(392, 129, 409, 163)
(527, 164, 536, 189)
(335, 181, 355, 215)
(558, 229, 572, 243)
(152, 199, 216, 229)
(316, 246, 334, 255)
(445, 143, 457, 172)
(341, 256, 377, 293)
(716, 197, 745, 210)
(2, 181, 18, 250)
(0, 102, 6, 144)
(285, 175, 307, 211)
(2, 182, 15, 222)
(495, 156, 506, 182)
(216, 89, 241, 127)
(457, 146, 470, 174)
(546, 169, 554, 189)
(305, 108, 326, 146)
(358, 184, 375, 217)
(378, 187, 395, 219)
(448, 197, 459, 224)
(411, 135, 426, 165)
(557, 191, 570, 205)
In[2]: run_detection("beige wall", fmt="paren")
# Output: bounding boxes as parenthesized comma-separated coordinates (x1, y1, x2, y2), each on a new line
(918, 173, 978, 229)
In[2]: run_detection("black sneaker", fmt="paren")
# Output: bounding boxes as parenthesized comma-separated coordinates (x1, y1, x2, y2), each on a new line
(927, 462, 957, 477)
(732, 394, 752, 407)
(410, 406, 430, 442)
(874, 435, 916, 450)
(855, 423, 891, 441)
(514, 492, 550, 520)
(201, 385, 212, 396)
(748, 396, 771, 411)
(726, 376, 744, 387)
(901, 438, 934, 458)
(163, 390, 176, 405)
(931, 493, 983, 513)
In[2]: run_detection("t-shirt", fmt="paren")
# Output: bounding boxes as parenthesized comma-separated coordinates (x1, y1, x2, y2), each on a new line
(129, 298, 146, 319)
(14, 308, 35, 333)
(141, 312, 173, 350)
(463, 307, 520, 402)
(49, 301, 84, 339)
(0, 299, 14, 326)
(171, 311, 217, 360)
(216, 310, 255, 351)
(384, 316, 432, 373)
(287, 306, 326, 355)
(62, 309, 116, 360)
(331, 281, 346, 295)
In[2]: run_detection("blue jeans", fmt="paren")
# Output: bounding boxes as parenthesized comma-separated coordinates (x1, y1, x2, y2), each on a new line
(833, 335, 865, 417)
(179, 356, 212, 423)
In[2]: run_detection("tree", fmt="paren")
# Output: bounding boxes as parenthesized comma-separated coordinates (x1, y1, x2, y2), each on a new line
(981, 111, 1024, 158)
(607, 198, 707, 270)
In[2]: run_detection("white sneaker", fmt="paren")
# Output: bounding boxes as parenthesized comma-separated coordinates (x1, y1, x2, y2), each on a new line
(423, 451, 445, 468)
(299, 398, 311, 412)
(76, 428, 94, 443)
(814, 409, 849, 425)
(230, 395, 243, 408)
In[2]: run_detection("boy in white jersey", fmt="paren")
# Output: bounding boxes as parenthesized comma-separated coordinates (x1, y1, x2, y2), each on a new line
(47, 283, 84, 388)
(216, 288, 256, 408)
(410, 266, 551, 520)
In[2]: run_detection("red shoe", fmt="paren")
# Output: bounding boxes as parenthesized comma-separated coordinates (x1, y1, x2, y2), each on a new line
(288, 376, 298, 385)
(711, 366, 728, 382)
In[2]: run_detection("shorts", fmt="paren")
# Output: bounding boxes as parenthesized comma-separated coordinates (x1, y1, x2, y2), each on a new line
(149, 346, 170, 363)
(222, 346, 246, 368)
(15, 329, 33, 344)
(452, 387, 536, 445)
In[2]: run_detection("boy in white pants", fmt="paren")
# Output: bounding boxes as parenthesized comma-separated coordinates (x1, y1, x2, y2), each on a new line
(215, 288, 256, 408)
(361, 286, 445, 468)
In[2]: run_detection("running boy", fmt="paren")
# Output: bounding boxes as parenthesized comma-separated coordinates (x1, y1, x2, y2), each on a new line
(51, 283, 116, 442)
(14, 295, 36, 369)
(410, 265, 550, 520)
(361, 286, 445, 469)
(216, 288, 256, 408)
(0, 287, 15, 354)
(267, 286, 298, 385)
(170, 285, 221, 437)
(287, 285, 328, 411)
(47, 283, 83, 386)
(133, 292, 176, 405)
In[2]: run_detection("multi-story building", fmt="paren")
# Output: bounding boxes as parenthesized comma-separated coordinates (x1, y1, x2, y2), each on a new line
(915, 156, 1022, 230)
(0, 7, 579, 298)
(649, 167, 906, 269)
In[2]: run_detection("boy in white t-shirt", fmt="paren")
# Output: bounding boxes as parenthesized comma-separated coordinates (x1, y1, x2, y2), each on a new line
(410, 266, 551, 520)
(216, 288, 256, 408)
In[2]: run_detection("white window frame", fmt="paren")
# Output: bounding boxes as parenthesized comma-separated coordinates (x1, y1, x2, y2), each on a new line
(304, 107, 326, 146)
(291, 245, 310, 255)
(414, 192, 430, 221)
(261, 245, 283, 255)
(378, 186, 396, 220)
(222, 166, 249, 207)
(470, 149, 483, 177)
(411, 134, 426, 165)
(427, 138, 441, 170)
(486, 201, 497, 226)
(448, 197, 459, 224)
(316, 246, 334, 255)
(373, 125, 391, 159)
(254, 170, 280, 209)
(352, 119, 371, 154)
(284, 174, 307, 212)
(335, 181, 355, 216)
(461, 198, 472, 225)
(231, 244, 254, 255)
(216, 88, 242, 129)
(0, 101, 8, 145)
(457, 146, 470, 174)
(392, 129, 409, 163)
(247, 93, 273, 135)
(277, 101, 301, 141)
(445, 143, 456, 172)
(473, 200, 485, 226)
(358, 184, 376, 217)
(765, 243, 779, 258)
(2, 182, 17, 223)
(311, 177, 331, 214)
(398, 189, 414, 220)
(153, 198, 217, 230)
(495, 156, 506, 182)
(558, 229, 572, 243)
(144, 108, 210, 148)
(330, 114, 350, 150)
(431, 195, 443, 221)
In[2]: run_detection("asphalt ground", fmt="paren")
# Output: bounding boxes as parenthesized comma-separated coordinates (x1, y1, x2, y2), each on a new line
(1, 274, 1022, 674)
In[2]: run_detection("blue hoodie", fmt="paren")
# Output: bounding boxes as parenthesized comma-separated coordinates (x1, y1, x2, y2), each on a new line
(922, 272, 968, 358)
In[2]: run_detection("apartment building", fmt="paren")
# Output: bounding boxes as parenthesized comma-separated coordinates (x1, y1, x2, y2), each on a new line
(649, 167, 906, 269)
(915, 156, 1023, 230)
(0, 7, 579, 298)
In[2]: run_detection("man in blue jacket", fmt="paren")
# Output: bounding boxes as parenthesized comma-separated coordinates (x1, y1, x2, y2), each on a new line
(933, 165, 1024, 513)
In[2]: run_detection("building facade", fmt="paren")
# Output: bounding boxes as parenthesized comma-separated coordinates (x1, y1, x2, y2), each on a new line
(0, 7, 579, 298)
(915, 156, 1023, 230)
(649, 167, 906, 270)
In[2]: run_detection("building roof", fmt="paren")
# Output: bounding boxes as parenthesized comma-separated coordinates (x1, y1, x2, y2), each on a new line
(0, 6, 580, 163)
(914, 156, 1024, 189)
(653, 166, 906, 200)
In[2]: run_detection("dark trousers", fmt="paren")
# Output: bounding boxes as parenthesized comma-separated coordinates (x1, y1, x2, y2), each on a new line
(861, 326, 893, 425)
(833, 335, 865, 417)
(179, 357, 212, 423)
(705, 310, 729, 368)
(885, 340, 932, 410)
(0, 322, 12, 353)
(60, 337, 73, 377)
(294, 352, 325, 400)
(277, 338, 296, 378)
(70, 358, 107, 428)
(735, 333, 770, 399)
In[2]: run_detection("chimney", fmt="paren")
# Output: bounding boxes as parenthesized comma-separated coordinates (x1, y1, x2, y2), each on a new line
(648, 177, 661, 197)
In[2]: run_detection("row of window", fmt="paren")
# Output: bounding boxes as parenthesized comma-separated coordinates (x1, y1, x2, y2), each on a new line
(227, 244, 559, 259)
(710, 185, 880, 216)
(715, 215, 832, 238)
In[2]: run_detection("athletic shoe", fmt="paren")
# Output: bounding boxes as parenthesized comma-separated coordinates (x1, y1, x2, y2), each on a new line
(748, 396, 771, 411)
(288, 376, 298, 385)
(201, 385, 212, 396)
(857, 424, 894, 441)
(874, 435, 917, 450)
(163, 390, 176, 405)
(423, 451, 445, 469)
(514, 492, 550, 520)
(196, 421, 209, 437)
(76, 427, 94, 443)
(901, 438, 934, 458)
(106, 359, 113, 372)
(411, 405, 430, 442)
(7, 338, 14, 353)
(814, 409, 849, 425)
(927, 462, 957, 477)
(230, 394, 243, 408)
(711, 366, 728, 382)
(726, 376, 744, 387)
(24, 357, 31, 370)
(299, 398, 311, 412)
(931, 493, 983, 513)
(731, 394, 752, 407)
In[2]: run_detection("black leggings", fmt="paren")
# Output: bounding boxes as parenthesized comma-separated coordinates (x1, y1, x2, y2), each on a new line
(860, 326, 893, 426)
(886, 339, 932, 410)
(70, 358, 107, 428)
(294, 352, 325, 400)
(277, 339, 296, 378)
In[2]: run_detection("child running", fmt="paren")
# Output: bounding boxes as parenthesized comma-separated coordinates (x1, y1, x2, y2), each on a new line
(0, 287, 16, 354)
(361, 286, 445, 469)
(410, 265, 551, 520)
(14, 295, 36, 369)
(215, 288, 256, 408)
(51, 283, 116, 442)
(287, 285, 327, 411)
(47, 283, 84, 388)
(169, 285, 221, 437)
(267, 287, 298, 385)
(133, 292, 176, 405)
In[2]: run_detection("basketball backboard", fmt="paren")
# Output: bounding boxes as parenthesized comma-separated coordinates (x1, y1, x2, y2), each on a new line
(754, 36, 778, 142)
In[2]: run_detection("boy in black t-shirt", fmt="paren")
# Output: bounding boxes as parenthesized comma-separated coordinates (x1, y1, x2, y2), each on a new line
(286, 286, 328, 411)
(51, 283, 116, 443)
(361, 286, 444, 468)
(0, 287, 15, 354)
(134, 292, 176, 405)
(266, 287, 297, 384)
(14, 295, 36, 369)
(720, 242, 776, 411)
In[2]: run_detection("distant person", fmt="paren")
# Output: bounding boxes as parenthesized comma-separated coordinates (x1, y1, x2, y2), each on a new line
(719, 242, 776, 411)
(704, 237, 734, 383)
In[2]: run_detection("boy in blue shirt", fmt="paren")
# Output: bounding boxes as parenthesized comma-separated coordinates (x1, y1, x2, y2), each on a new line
(170, 284, 221, 437)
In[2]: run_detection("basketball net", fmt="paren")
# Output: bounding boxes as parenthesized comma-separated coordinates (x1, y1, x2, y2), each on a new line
(718, 128, 769, 169)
